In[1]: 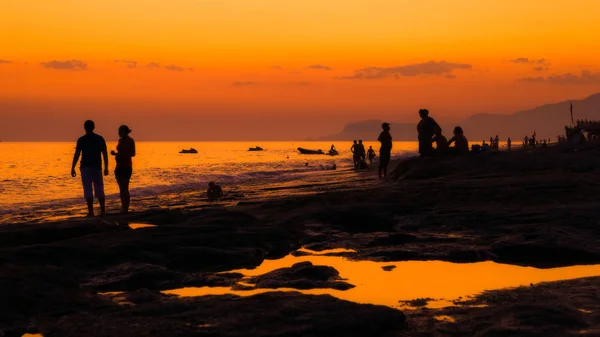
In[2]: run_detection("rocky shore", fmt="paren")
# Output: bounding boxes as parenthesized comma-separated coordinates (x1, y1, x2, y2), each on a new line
(2, 146, 600, 336)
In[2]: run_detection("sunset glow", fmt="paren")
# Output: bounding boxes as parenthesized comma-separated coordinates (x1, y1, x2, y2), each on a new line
(2, 0, 600, 140)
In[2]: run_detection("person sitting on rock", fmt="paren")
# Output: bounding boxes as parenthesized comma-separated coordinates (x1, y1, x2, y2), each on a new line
(448, 126, 469, 155)
(432, 125, 449, 155)
(207, 182, 223, 200)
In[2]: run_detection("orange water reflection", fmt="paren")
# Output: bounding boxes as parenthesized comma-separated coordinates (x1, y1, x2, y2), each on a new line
(128, 223, 157, 230)
(164, 253, 600, 309)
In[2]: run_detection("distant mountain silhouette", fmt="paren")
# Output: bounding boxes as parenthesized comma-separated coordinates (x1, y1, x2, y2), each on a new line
(319, 93, 600, 141)
(461, 93, 600, 141)
(318, 119, 418, 141)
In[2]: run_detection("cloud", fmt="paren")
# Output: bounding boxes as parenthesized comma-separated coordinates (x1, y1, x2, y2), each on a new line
(510, 58, 550, 71)
(338, 61, 471, 80)
(270, 66, 283, 70)
(445, 74, 457, 79)
(517, 70, 600, 84)
(146, 62, 161, 69)
(306, 64, 332, 70)
(0, 60, 12, 64)
(164, 65, 185, 71)
(115, 60, 137, 69)
(41, 60, 87, 70)
(232, 81, 257, 86)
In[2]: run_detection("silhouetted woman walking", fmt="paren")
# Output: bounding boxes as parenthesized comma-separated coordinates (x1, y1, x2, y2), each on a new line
(111, 125, 136, 213)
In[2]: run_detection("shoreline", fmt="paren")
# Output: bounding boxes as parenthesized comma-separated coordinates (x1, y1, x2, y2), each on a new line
(3, 146, 600, 335)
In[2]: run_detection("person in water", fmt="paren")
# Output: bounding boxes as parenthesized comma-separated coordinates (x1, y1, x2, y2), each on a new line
(448, 126, 469, 155)
(357, 140, 366, 162)
(71, 120, 109, 217)
(320, 164, 337, 170)
(110, 125, 136, 213)
(207, 182, 223, 200)
(507, 137, 512, 151)
(367, 146, 376, 164)
(417, 109, 439, 158)
(432, 125, 449, 155)
(350, 140, 359, 168)
(330, 144, 336, 151)
(377, 123, 392, 178)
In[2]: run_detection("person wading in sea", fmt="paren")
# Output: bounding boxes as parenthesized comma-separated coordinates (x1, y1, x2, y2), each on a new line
(367, 146, 376, 164)
(377, 123, 392, 178)
(111, 125, 136, 213)
(71, 120, 109, 217)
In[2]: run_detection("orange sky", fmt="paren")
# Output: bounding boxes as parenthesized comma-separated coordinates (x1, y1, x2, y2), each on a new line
(2, 0, 600, 140)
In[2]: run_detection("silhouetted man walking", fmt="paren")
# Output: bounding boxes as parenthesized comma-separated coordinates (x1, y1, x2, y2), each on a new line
(71, 120, 109, 217)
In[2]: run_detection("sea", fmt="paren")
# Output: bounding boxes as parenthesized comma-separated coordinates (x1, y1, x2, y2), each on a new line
(0, 141, 420, 223)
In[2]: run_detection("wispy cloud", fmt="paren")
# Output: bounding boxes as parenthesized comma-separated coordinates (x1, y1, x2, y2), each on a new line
(146, 62, 161, 69)
(517, 70, 600, 84)
(270, 66, 283, 70)
(165, 64, 188, 72)
(41, 60, 87, 71)
(232, 81, 257, 86)
(338, 61, 471, 80)
(306, 64, 332, 71)
(445, 74, 457, 79)
(115, 60, 137, 69)
(0, 60, 12, 64)
(510, 57, 550, 71)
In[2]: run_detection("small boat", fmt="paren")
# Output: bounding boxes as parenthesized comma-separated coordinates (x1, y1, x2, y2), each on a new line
(327, 149, 339, 156)
(179, 148, 198, 154)
(298, 147, 325, 155)
(248, 146, 263, 151)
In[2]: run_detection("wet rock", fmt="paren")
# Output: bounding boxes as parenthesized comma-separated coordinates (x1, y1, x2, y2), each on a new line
(382, 265, 396, 271)
(37, 292, 406, 337)
(244, 262, 355, 291)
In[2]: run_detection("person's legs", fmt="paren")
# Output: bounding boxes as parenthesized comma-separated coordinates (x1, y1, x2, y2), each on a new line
(81, 168, 94, 216)
(92, 169, 106, 216)
(116, 168, 132, 213)
(382, 153, 390, 177)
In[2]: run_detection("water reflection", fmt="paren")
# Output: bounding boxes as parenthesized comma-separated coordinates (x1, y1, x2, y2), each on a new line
(164, 253, 600, 309)
(22, 334, 43, 337)
(128, 223, 157, 230)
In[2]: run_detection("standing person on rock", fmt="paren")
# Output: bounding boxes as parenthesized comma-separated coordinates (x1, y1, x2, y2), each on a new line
(377, 123, 392, 179)
(111, 125, 136, 213)
(71, 120, 109, 217)
(417, 109, 439, 158)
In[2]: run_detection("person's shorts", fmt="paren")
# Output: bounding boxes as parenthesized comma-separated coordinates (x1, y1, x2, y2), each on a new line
(115, 167, 133, 182)
(80, 167, 105, 199)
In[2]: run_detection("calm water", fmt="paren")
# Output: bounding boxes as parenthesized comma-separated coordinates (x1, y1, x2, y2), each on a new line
(0, 141, 419, 222)
(160, 248, 600, 309)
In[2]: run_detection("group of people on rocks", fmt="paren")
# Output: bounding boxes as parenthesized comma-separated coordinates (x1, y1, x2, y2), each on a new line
(416, 109, 470, 158)
(523, 133, 551, 148)
(71, 120, 222, 217)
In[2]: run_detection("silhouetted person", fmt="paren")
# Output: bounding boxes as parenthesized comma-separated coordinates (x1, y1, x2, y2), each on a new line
(330, 144, 336, 151)
(448, 126, 469, 155)
(207, 182, 223, 200)
(357, 140, 366, 161)
(417, 109, 439, 158)
(110, 125, 136, 213)
(367, 146, 376, 164)
(351, 140, 359, 168)
(71, 120, 108, 217)
(524, 136, 529, 148)
(507, 137, 512, 151)
(378, 123, 392, 178)
(432, 125, 448, 155)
